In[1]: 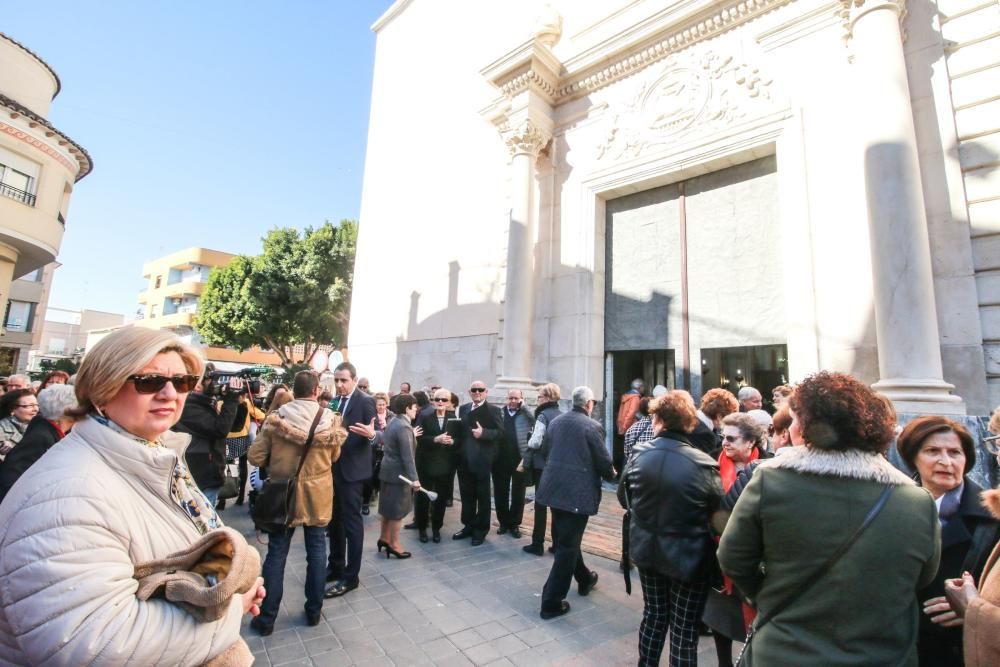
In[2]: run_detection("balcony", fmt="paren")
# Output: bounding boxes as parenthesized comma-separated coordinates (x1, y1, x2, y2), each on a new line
(0, 182, 36, 207)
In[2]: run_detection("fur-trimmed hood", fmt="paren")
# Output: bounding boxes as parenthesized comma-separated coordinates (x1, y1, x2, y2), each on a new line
(263, 399, 343, 448)
(982, 489, 1000, 520)
(758, 445, 915, 486)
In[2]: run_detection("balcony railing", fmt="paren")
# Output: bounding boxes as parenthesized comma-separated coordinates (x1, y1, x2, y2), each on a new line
(0, 182, 36, 207)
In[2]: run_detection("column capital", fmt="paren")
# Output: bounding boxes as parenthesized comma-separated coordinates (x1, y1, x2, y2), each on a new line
(503, 120, 552, 158)
(839, 0, 906, 40)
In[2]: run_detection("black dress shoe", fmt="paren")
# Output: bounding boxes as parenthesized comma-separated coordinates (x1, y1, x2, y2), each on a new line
(453, 528, 472, 540)
(509, 526, 522, 539)
(497, 525, 508, 535)
(306, 611, 322, 626)
(471, 536, 485, 546)
(324, 579, 359, 598)
(419, 529, 429, 543)
(404, 521, 417, 530)
(540, 601, 570, 620)
(522, 543, 544, 556)
(579, 571, 598, 596)
(250, 618, 273, 636)
(432, 529, 441, 543)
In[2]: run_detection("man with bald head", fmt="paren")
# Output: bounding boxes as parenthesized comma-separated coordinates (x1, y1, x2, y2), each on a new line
(454, 380, 503, 546)
(493, 389, 534, 538)
(738, 386, 762, 412)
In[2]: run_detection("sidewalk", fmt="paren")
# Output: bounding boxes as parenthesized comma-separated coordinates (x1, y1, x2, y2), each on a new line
(224, 501, 720, 666)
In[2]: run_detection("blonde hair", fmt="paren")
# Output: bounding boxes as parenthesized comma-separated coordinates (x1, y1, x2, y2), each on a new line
(538, 382, 561, 402)
(989, 406, 1000, 436)
(68, 327, 205, 419)
(269, 390, 293, 413)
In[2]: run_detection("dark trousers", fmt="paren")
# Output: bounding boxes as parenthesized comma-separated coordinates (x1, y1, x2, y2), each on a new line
(457, 466, 491, 536)
(541, 509, 591, 609)
(637, 569, 709, 667)
(492, 461, 526, 528)
(328, 477, 363, 582)
(613, 435, 625, 478)
(530, 468, 550, 545)
(236, 454, 248, 503)
(259, 525, 326, 627)
(414, 472, 451, 530)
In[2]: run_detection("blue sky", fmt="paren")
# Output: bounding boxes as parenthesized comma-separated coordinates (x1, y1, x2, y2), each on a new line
(4, 1, 395, 318)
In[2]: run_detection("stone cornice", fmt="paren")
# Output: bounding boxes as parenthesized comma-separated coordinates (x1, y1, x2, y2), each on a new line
(0, 33, 61, 100)
(481, 39, 563, 106)
(371, 0, 416, 33)
(0, 94, 92, 181)
(483, 0, 795, 108)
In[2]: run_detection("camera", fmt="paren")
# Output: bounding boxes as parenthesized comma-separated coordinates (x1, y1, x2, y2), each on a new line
(205, 368, 263, 397)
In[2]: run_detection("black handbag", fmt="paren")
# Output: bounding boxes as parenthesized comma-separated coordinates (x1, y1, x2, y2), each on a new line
(218, 467, 239, 500)
(251, 406, 325, 534)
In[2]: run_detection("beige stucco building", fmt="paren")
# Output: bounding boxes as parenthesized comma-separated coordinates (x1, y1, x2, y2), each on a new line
(349, 0, 999, 417)
(0, 34, 92, 374)
(27, 306, 125, 371)
(137, 247, 283, 368)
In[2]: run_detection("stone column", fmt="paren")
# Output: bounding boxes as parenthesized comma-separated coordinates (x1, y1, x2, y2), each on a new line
(495, 120, 550, 397)
(843, 0, 965, 414)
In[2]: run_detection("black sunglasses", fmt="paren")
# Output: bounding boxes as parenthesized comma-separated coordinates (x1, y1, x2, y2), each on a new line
(128, 374, 199, 394)
(432, 397, 449, 402)
(469, 387, 486, 393)
(722, 434, 742, 443)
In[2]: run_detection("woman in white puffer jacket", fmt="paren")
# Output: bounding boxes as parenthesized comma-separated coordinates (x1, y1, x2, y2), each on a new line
(0, 327, 265, 665)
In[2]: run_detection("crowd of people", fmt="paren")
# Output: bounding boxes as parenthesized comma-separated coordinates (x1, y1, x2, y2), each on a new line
(2, 325, 1000, 666)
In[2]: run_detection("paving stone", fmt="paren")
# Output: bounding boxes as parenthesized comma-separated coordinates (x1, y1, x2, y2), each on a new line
(303, 634, 343, 657)
(420, 637, 460, 660)
(490, 634, 529, 656)
(309, 648, 351, 666)
(473, 621, 509, 641)
(263, 628, 301, 649)
(434, 653, 475, 667)
(463, 641, 502, 666)
(266, 641, 308, 665)
(448, 627, 486, 650)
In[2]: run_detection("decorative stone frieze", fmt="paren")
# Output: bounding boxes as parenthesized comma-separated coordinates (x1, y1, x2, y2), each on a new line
(504, 121, 552, 158)
(838, 0, 906, 40)
(596, 50, 775, 161)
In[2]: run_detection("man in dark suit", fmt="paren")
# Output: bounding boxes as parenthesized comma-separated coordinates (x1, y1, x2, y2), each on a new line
(454, 380, 503, 546)
(324, 361, 376, 598)
(536, 385, 616, 619)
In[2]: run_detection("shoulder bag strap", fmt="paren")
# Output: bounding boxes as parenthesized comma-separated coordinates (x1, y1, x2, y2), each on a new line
(737, 484, 895, 665)
(294, 406, 326, 478)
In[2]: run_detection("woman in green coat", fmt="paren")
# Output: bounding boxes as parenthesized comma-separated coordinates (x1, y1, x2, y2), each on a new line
(718, 372, 941, 666)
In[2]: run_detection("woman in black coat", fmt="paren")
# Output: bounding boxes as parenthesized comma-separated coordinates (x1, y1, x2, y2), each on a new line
(414, 388, 456, 543)
(0, 384, 78, 503)
(618, 390, 723, 667)
(897, 416, 1000, 667)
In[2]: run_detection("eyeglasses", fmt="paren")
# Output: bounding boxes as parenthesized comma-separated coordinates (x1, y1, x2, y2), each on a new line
(127, 374, 199, 394)
(983, 434, 999, 455)
(433, 397, 449, 403)
(469, 388, 486, 393)
(15, 403, 38, 409)
(722, 434, 742, 443)
(358, 385, 369, 390)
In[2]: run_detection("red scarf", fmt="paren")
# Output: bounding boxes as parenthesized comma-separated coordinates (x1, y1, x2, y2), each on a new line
(47, 419, 66, 439)
(718, 447, 760, 491)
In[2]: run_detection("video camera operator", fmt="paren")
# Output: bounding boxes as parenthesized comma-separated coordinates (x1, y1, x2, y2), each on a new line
(173, 368, 245, 506)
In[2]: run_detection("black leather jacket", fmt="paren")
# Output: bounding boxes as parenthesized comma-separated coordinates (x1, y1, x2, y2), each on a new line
(618, 432, 723, 582)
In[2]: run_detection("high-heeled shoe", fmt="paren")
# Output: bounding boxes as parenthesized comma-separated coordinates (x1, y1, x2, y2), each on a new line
(376, 539, 389, 553)
(385, 544, 411, 559)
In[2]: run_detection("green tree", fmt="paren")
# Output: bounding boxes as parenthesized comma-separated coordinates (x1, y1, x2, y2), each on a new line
(195, 220, 357, 368)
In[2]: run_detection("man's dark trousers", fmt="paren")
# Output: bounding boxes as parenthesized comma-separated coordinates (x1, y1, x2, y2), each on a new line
(541, 509, 591, 610)
(492, 462, 526, 529)
(458, 466, 492, 537)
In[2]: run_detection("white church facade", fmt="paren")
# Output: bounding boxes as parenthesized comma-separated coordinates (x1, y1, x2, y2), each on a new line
(348, 0, 1000, 418)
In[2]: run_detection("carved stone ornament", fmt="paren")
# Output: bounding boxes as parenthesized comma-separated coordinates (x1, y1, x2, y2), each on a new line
(504, 121, 552, 157)
(533, 3, 563, 48)
(596, 50, 774, 161)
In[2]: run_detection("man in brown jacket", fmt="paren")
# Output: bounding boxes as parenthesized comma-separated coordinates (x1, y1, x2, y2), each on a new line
(247, 370, 345, 636)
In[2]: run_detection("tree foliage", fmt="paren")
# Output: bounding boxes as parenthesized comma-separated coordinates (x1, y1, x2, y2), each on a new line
(195, 220, 357, 368)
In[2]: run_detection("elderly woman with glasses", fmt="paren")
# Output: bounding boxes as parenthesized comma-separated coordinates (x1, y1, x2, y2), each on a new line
(0, 327, 264, 665)
(0, 388, 38, 461)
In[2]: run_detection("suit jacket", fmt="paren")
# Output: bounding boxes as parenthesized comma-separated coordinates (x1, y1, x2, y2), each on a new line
(417, 410, 458, 478)
(330, 389, 376, 483)
(458, 401, 503, 477)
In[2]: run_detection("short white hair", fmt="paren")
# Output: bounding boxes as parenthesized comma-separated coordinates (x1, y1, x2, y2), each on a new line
(572, 386, 595, 408)
(747, 409, 773, 429)
(738, 386, 761, 401)
(37, 384, 78, 421)
(7, 374, 28, 386)
(651, 384, 668, 398)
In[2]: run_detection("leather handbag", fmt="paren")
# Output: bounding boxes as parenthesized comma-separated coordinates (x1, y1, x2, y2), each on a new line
(251, 406, 325, 534)
(735, 484, 895, 665)
(217, 467, 239, 500)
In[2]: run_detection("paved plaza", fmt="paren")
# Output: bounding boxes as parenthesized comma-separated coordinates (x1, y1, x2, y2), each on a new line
(225, 496, 721, 666)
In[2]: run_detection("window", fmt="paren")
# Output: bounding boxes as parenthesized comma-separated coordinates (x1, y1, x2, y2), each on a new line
(48, 337, 66, 355)
(5, 300, 35, 332)
(18, 268, 42, 282)
(154, 275, 162, 289)
(0, 162, 36, 206)
(150, 304, 158, 319)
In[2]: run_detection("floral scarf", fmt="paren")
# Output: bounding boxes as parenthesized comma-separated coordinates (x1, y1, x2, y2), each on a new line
(94, 415, 221, 535)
